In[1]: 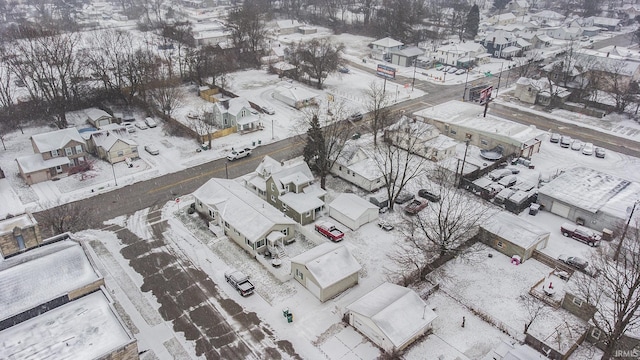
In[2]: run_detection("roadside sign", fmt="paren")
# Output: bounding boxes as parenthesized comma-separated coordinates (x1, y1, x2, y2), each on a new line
(479, 86, 493, 105)
(376, 64, 396, 79)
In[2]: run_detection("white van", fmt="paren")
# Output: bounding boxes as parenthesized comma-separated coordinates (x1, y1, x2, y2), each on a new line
(145, 117, 158, 128)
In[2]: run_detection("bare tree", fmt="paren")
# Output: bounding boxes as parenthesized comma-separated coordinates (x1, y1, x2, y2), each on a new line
(519, 294, 551, 333)
(364, 80, 392, 146)
(189, 106, 217, 149)
(571, 223, 640, 360)
(293, 38, 345, 89)
(149, 79, 183, 117)
(600, 59, 637, 113)
(36, 200, 92, 235)
(227, 1, 267, 67)
(85, 29, 135, 101)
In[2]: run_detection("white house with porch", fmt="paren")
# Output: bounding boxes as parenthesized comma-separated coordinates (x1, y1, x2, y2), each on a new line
(192, 178, 297, 257)
(213, 97, 262, 133)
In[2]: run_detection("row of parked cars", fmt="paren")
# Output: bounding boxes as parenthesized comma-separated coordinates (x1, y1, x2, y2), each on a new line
(550, 133, 605, 158)
(440, 66, 467, 75)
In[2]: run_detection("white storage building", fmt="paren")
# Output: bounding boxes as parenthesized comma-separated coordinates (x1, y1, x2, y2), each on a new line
(328, 193, 379, 231)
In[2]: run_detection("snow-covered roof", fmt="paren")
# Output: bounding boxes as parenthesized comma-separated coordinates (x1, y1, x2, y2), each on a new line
(589, 16, 620, 26)
(539, 166, 639, 214)
(277, 19, 301, 29)
(482, 212, 549, 249)
(370, 37, 403, 48)
(84, 107, 111, 122)
(216, 97, 253, 116)
(16, 153, 70, 173)
(0, 291, 134, 359)
(279, 185, 325, 213)
(337, 135, 385, 181)
(516, 38, 532, 47)
(424, 134, 457, 151)
(0, 179, 24, 219)
(31, 127, 85, 153)
(274, 85, 318, 102)
(0, 239, 101, 321)
(329, 193, 378, 220)
(90, 129, 137, 151)
(0, 213, 37, 234)
(389, 46, 423, 57)
(193, 178, 296, 242)
(531, 10, 565, 20)
(492, 12, 516, 21)
(346, 282, 437, 349)
(290, 243, 361, 288)
(413, 100, 546, 147)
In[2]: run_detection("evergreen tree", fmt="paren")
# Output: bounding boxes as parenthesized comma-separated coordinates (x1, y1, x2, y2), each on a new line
(492, 0, 509, 10)
(303, 115, 325, 173)
(463, 5, 480, 40)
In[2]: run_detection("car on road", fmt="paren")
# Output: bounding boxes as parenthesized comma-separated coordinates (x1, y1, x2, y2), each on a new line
(582, 142, 594, 155)
(570, 140, 583, 151)
(558, 255, 589, 270)
(145, 117, 158, 128)
(404, 199, 428, 214)
(378, 221, 394, 231)
(144, 144, 159, 155)
(227, 147, 252, 161)
(418, 189, 441, 202)
(348, 112, 363, 122)
(394, 192, 415, 204)
(560, 135, 572, 148)
(135, 121, 148, 130)
(595, 147, 606, 158)
(550, 133, 560, 143)
(455, 69, 466, 75)
(262, 105, 275, 115)
(338, 66, 350, 73)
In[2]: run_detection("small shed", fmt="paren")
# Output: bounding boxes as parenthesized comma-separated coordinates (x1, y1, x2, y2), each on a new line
(273, 85, 318, 109)
(290, 243, 361, 302)
(479, 211, 549, 262)
(328, 193, 379, 230)
(346, 282, 437, 353)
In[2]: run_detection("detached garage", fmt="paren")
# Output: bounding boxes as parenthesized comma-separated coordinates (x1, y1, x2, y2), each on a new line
(479, 211, 549, 262)
(290, 243, 361, 302)
(328, 193, 379, 231)
(346, 282, 437, 353)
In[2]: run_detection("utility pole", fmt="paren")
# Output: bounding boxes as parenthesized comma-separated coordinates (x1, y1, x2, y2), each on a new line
(496, 62, 504, 97)
(463, 69, 470, 100)
(614, 200, 639, 262)
(458, 140, 470, 188)
(412, 59, 417, 91)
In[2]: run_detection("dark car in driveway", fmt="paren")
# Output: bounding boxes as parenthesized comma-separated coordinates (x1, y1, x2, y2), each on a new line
(558, 254, 589, 270)
(394, 192, 415, 204)
(404, 199, 428, 214)
(418, 189, 440, 202)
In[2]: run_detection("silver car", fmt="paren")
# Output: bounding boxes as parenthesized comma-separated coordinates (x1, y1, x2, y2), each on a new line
(144, 145, 159, 155)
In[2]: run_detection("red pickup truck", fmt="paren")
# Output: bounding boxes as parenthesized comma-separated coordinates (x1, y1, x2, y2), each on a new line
(315, 221, 344, 242)
(560, 222, 601, 247)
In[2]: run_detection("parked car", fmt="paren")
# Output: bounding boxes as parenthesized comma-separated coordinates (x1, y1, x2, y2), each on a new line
(144, 144, 159, 155)
(506, 166, 520, 174)
(315, 221, 344, 242)
(595, 147, 606, 158)
(135, 121, 148, 130)
(404, 199, 428, 214)
(558, 254, 589, 270)
(394, 192, 415, 204)
(338, 66, 350, 73)
(418, 189, 441, 202)
(442, 66, 451, 72)
(447, 67, 458, 73)
(378, 221, 394, 231)
(348, 112, 363, 122)
(125, 123, 136, 133)
(561, 222, 601, 247)
(570, 140, 583, 151)
(224, 269, 255, 297)
(488, 169, 513, 181)
(145, 117, 158, 128)
(550, 133, 561, 143)
(455, 68, 466, 75)
(497, 175, 517, 188)
(262, 105, 275, 115)
(582, 142, 594, 155)
(227, 147, 252, 161)
(560, 136, 572, 148)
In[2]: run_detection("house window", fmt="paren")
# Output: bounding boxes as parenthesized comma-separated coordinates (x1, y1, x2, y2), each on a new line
(224, 221, 229, 228)
(271, 183, 275, 191)
(75, 145, 83, 154)
(450, 129, 457, 135)
(281, 228, 288, 236)
(209, 209, 214, 218)
(295, 268, 303, 280)
(117, 150, 124, 157)
(573, 297, 583, 307)
(132, 148, 138, 153)
(271, 195, 276, 202)
(339, 166, 342, 171)
(55, 165, 63, 174)
(282, 204, 288, 211)
(306, 211, 311, 217)
(591, 328, 601, 339)
(496, 241, 504, 248)
(51, 149, 59, 157)
(15, 234, 25, 250)
(65, 147, 73, 156)
(376, 179, 381, 183)
(246, 238, 254, 249)
(256, 239, 265, 248)
(481, 139, 488, 146)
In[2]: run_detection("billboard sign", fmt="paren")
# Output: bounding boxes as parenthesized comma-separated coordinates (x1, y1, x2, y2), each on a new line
(377, 64, 396, 79)
(479, 85, 493, 104)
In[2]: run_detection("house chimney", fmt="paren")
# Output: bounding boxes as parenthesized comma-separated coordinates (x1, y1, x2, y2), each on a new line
(606, 52, 610, 57)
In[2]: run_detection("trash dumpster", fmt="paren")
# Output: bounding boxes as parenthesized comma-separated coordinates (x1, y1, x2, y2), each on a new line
(529, 203, 540, 216)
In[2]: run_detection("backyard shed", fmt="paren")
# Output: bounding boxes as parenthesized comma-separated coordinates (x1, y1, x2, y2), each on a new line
(290, 243, 361, 302)
(328, 193, 379, 230)
(479, 211, 549, 262)
(346, 282, 437, 352)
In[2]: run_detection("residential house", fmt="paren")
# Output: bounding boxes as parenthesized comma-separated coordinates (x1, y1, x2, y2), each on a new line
(191, 21, 231, 46)
(276, 19, 301, 35)
(328, 193, 378, 231)
(507, 0, 529, 16)
(413, 100, 545, 159)
(586, 16, 621, 31)
(514, 77, 567, 105)
(370, 37, 404, 61)
(490, 12, 517, 26)
(385, 115, 457, 161)
(213, 97, 261, 133)
(483, 341, 548, 360)
(331, 135, 386, 192)
(84, 107, 114, 128)
(290, 243, 361, 302)
(478, 211, 549, 262)
(530, 10, 565, 27)
(479, 30, 520, 58)
(0, 213, 42, 258)
(346, 282, 437, 353)
(273, 85, 318, 109)
(389, 46, 424, 67)
(545, 26, 582, 40)
(0, 239, 138, 359)
(192, 178, 297, 257)
(537, 166, 640, 233)
(435, 42, 488, 68)
(87, 128, 139, 164)
(16, 128, 87, 185)
(263, 157, 326, 225)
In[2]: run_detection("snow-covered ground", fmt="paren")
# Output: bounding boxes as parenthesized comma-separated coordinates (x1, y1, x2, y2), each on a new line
(1, 27, 639, 358)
